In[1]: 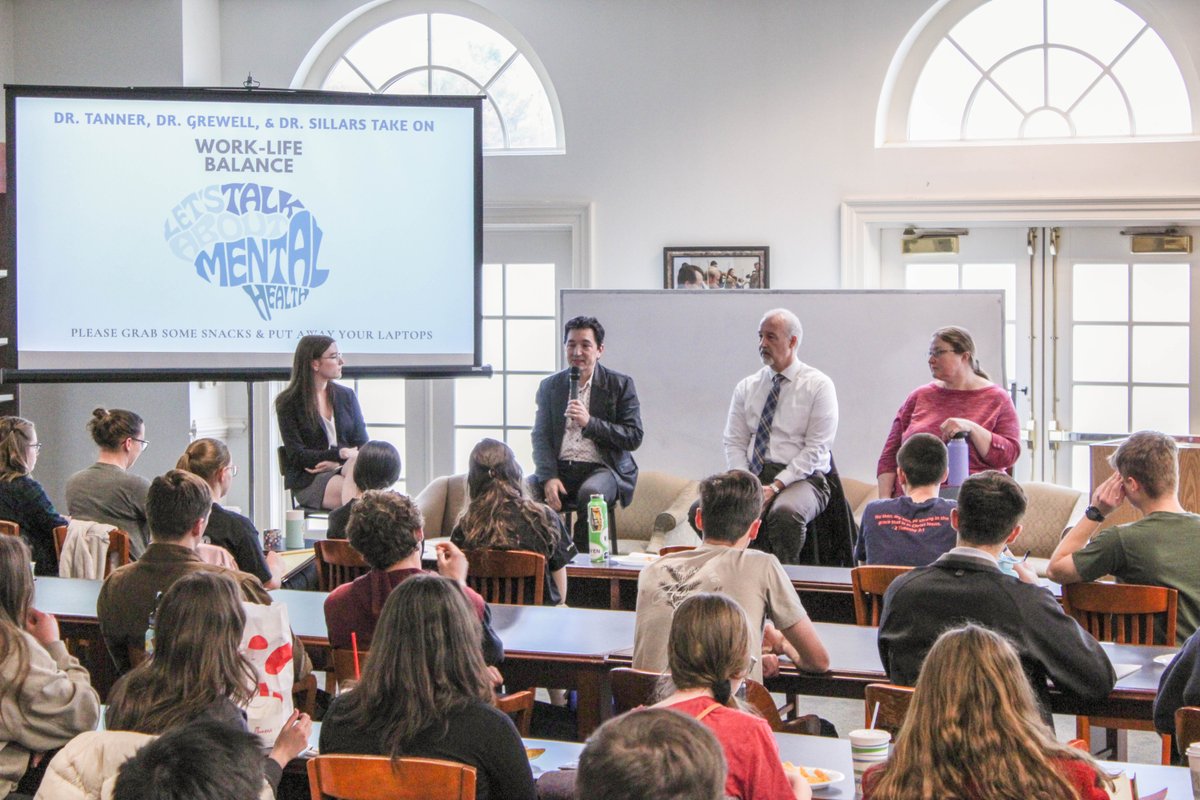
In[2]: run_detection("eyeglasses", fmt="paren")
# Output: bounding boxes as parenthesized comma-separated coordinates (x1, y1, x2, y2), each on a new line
(28, 442, 43, 452)
(131, 438, 150, 450)
(927, 348, 956, 358)
(226, 464, 240, 477)
(322, 353, 344, 361)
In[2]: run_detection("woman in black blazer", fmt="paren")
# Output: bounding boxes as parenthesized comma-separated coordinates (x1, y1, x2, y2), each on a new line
(275, 336, 368, 510)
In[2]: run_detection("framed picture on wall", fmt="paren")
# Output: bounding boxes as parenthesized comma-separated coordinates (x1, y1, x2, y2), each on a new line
(663, 246, 769, 289)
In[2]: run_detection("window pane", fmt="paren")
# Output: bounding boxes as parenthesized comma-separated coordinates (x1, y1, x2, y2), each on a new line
(431, 69, 481, 95)
(506, 429, 536, 476)
(1132, 386, 1189, 433)
(949, 0, 1043, 71)
(1073, 263, 1128, 321)
(357, 379, 405, 424)
(989, 49, 1043, 113)
(1047, 48, 1103, 111)
(1023, 108, 1073, 139)
(482, 318, 503, 368)
(482, 100, 504, 149)
(505, 263, 555, 316)
(365, 426, 406, 487)
(1070, 74, 1132, 137)
(1070, 445, 1093, 493)
(1072, 385, 1128, 431)
(506, 319, 557, 372)
(454, 376, 503, 426)
(1132, 263, 1189, 322)
(909, 41, 981, 141)
(344, 16, 428, 88)
(487, 55, 557, 148)
(1005, 323, 1016, 385)
(1072, 325, 1128, 382)
(455, 427, 504, 473)
(383, 71, 430, 95)
(905, 263, 958, 290)
(964, 79, 1024, 140)
(1111, 29, 1192, 135)
(430, 14, 514, 86)
(505, 374, 544, 428)
(322, 60, 374, 93)
(482, 263, 503, 316)
(1131, 326, 1189, 383)
(1048, 0, 1144, 64)
(962, 263, 1016, 321)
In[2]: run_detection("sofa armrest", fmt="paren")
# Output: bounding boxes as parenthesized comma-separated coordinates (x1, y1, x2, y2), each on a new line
(654, 483, 699, 533)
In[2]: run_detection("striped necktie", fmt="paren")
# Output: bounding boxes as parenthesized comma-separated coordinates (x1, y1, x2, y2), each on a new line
(749, 372, 785, 476)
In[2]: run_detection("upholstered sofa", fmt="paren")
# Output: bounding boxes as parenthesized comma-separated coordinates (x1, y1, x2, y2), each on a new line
(1011, 480, 1087, 576)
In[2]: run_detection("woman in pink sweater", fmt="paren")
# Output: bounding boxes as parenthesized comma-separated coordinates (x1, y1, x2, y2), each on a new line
(877, 326, 1020, 498)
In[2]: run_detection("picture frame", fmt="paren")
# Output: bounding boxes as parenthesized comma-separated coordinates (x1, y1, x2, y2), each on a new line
(663, 246, 769, 289)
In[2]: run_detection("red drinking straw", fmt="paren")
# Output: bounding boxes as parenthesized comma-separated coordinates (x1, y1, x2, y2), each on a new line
(351, 631, 361, 680)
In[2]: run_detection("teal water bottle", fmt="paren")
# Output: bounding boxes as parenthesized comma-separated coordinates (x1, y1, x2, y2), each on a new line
(587, 494, 610, 562)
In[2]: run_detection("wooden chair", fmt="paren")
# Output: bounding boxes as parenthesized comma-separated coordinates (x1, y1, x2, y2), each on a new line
(494, 689, 535, 736)
(54, 525, 131, 577)
(314, 539, 370, 592)
(0, 520, 19, 538)
(331, 647, 367, 690)
(658, 545, 695, 556)
(743, 679, 823, 735)
(610, 667, 661, 713)
(863, 683, 914, 737)
(308, 754, 476, 800)
(464, 549, 545, 606)
(53, 525, 67, 559)
(850, 566, 912, 626)
(1063, 582, 1177, 764)
(293, 672, 318, 717)
(1175, 706, 1200, 757)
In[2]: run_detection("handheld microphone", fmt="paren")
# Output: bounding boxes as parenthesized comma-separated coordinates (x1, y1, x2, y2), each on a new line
(568, 366, 581, 401)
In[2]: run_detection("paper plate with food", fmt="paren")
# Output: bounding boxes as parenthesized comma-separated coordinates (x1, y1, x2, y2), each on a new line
(609, 552, 659, 567)
(782, 762, 844, 791)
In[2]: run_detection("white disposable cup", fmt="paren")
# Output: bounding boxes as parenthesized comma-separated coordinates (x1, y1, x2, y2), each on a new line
(850, 728, 892, 794)
(1186, 742, 1200, 797)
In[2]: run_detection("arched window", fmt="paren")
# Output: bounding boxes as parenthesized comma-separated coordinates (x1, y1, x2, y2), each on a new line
(293, 0, 563, 153)
(877, 0, 1200, 144)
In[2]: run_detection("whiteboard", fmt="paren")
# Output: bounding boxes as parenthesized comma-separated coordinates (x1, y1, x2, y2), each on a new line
(561, 290, 1006, 483)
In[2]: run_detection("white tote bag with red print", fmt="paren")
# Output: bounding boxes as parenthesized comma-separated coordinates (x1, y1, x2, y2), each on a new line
(239, 601, 295, 745)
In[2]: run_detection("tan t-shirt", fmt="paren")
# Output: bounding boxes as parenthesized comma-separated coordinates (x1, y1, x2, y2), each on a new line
(632, 543, 807, 682)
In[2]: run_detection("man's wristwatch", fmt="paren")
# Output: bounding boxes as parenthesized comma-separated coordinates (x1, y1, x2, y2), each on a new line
(770, 480, 784, 493)
(1084, 505, 1106, 523)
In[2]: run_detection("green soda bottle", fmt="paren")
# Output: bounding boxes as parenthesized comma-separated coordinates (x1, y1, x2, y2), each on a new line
(587, 493, 610, 562)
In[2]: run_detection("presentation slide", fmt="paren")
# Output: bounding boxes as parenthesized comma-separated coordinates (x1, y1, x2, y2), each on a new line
(6, 87, 481, 377)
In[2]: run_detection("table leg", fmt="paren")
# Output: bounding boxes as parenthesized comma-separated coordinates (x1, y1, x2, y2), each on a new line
(609, 579, 620, 610)
(575, 667, 613, 739)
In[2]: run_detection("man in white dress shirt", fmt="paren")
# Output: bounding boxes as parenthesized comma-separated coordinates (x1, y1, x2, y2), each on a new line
(722, 308, 838, 563)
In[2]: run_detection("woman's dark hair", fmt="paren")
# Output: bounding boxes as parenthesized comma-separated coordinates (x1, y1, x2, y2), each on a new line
(0, 417, 36, 481)
(0, 537, 34, 726)
(352, 440, 402, 491)
(274, 335, 336, 427)
(666, 592, 753, 708)
(176, 438, 231, 485)
(106, 572, 255, 734)
(331, 574, 492, 756)
(88, 407, 144, 450)
(932, 326, 989, 380)
(456, 438, 561, 555)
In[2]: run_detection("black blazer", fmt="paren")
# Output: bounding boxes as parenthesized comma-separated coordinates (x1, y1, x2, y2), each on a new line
(277, 382, 369, 491)
(878, 552, 1115, 715)
(531, 363, 643, 506)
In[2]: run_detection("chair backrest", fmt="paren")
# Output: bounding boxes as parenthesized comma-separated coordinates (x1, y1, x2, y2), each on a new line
(1176, 706, 1200, 756)
(53, 525, 67, 559)
(850, 566, 912, 626)
(864, 683, 915, 737)
(0, 520, 19, 538)
(314, 539, 371, 592)
(743, 679, 786, 730)
(293, 672, 318, 717)
(413, 474, 469, 538)
(1062, 582, 1178, 645)
(331, 647, 369, 690)
(464, 549, 545, 606)
(308, 755, 476, 800)
(493, 689, 535, 737)
(658, 545, 696, 556)
(104, 529, 131, 577)
(610, 667, 662, 714)
(1012, 481, 1086, 558)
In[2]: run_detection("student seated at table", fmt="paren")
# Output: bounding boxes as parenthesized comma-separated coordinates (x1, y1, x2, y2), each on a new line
(854, 433, 955, 567)
(0, 536, 99, 800)
(451, 438, 576, 606)
(104, 572, 311, 796)
(111, 719, 273, 800)
(634, 469, 829, 683)
(325, 440, 402, 540)
(319, 574, 535, 800)
(1153, 624, 1200, 752)
(0, 417, 68, 577)
(577, 708, 727, 800)
(97, 470, 311, 681)
(652, 592, 811, 800)
(1048, 430, 1200, 644)
(863, 624, 1111, 800)
(176, 438, 284, 588)
(65, 408, 152, 559)
(322, 490, 503, 667)
(878, 471, 1114, 719)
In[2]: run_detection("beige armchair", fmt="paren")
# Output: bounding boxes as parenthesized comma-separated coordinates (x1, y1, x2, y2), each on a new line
(1011, 480, 1086, 576)
(412, 470, 700, 555)
(840, 477, 879, 526)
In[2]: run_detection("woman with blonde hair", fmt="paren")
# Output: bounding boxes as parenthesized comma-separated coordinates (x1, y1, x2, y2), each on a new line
(0, 417, 68, 576)
(653, 592, 810, 800)
(862, 623, 1110, 800)
(451, 438, 574, 605)
(176, 438, 284, 588)
(0, 535, 99, 797)
(876, 326, 1020, 498)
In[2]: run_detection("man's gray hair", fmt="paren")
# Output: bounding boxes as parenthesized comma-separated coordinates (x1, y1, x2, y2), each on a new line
(760, 308, 803, 344)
